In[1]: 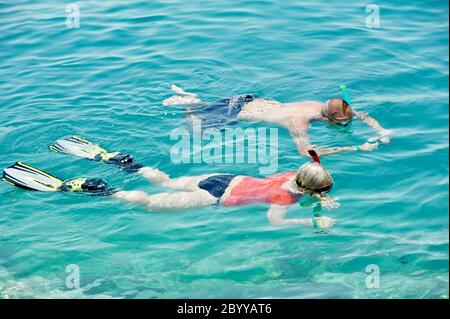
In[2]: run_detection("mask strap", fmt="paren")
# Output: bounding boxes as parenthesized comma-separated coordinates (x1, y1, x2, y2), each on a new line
(322, 100, 330, 116)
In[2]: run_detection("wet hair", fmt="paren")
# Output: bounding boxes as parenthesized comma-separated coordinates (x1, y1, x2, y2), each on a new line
(322, 98, 353, 123)
(295, 162, 333, 195)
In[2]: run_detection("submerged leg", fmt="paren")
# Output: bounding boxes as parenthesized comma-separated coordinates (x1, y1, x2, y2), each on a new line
(163, 84, 203, 106)
(138, 167, 216, 192)
(137, 167, 170, 184)
(113, 189, 217, 211)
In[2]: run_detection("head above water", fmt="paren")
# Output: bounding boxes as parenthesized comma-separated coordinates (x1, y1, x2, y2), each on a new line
(294, 150, 333, 195)
(322, 98, 353, 126)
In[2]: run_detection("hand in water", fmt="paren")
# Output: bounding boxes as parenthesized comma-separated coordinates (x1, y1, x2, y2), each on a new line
(314, 216, 336, 228)
(320, 197, 340, 209)
(368, 129, 394, 144)
(379, 129, 393, 144)
(379, 129, 394, 137)
(359, 141, 379, 151)
(378, 136, 390, 144)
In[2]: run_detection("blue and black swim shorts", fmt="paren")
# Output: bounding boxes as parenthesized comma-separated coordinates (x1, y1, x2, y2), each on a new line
(188, 94, 258, 131)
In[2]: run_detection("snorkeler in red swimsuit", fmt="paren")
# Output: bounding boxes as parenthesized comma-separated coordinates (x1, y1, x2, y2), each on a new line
(114, 150, 337, 229)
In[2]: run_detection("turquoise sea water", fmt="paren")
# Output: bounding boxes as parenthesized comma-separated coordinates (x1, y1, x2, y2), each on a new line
(0, 0, 448, 298)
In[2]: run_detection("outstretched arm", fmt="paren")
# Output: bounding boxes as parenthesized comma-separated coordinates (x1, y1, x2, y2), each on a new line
(354, 111, 383, 130)
(286, 121, 313, 156)
(354, 111, 393, 144)
(314, 142, 378, 157)
(286, 119, 379, 157)
(267, 205, 336, 228)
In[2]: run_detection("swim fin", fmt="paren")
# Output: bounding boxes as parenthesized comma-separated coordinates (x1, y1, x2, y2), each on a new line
(3, 162, 63, 192)
(2, 162, 113, 195)
(49, 136, 143, 172)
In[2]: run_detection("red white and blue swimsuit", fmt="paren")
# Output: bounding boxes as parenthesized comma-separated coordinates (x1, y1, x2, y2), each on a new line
(198, 172, 302, 206)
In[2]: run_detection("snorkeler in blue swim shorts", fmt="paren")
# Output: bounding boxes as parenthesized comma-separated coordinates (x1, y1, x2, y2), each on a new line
(163, 85, 393, 158)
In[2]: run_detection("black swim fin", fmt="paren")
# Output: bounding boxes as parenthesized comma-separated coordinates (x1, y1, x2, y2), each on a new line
(2, 162, 114, 195)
